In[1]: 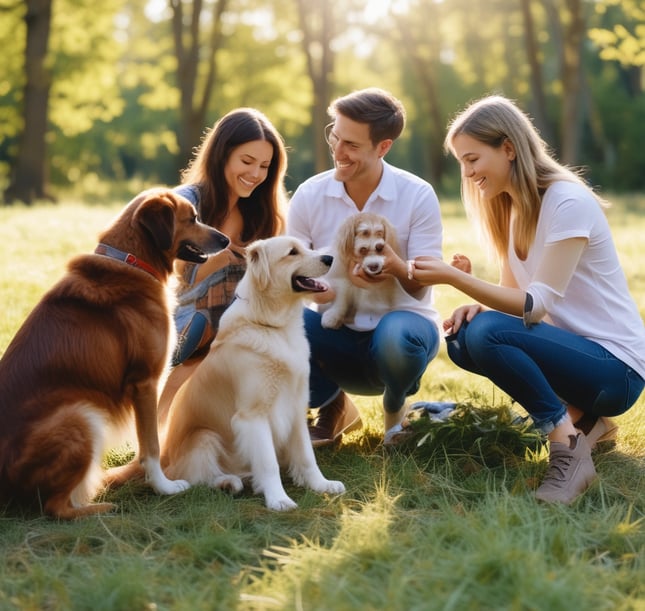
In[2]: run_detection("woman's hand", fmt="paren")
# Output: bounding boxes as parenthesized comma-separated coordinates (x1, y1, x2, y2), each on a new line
(410, 256, 455, 284)
(443, 303, 483, 335)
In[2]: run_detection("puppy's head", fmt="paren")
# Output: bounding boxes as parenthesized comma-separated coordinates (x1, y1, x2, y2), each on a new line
(337, 212, 398, 276)
(245, 236, 332, 295)
(133, 189, 230, 262)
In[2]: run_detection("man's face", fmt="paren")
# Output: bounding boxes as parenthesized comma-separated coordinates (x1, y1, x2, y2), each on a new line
(325, 114, 391, 184)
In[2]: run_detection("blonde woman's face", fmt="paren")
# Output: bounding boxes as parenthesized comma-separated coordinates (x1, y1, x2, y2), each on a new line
(225, 140, 273, 200)
(451, 133, 516, 199)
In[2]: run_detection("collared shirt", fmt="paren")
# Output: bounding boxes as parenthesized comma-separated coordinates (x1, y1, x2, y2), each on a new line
(287, 161, 443, 329)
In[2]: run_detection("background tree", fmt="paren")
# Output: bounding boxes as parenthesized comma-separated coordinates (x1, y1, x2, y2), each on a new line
(170, 0, 230, 172)
(589, 0, 645, 73)
(2, 0, 644, 203)
(4, 0, 53, 204)
(295, 0, 336, 174)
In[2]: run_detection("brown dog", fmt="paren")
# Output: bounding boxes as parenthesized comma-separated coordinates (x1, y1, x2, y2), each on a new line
(0, 188, 229, 519)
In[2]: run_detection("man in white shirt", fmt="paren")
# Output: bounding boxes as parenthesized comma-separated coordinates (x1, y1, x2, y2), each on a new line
(287, 88, 443, 446)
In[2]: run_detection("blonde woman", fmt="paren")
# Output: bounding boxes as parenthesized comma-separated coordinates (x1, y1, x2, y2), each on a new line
(411, 95, 645, 504)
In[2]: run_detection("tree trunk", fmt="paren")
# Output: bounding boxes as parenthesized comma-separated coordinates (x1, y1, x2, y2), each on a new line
(519, 0, 554, 144)
(545, 0, 586, 164)
(171, 0, 230, 174)
(4, 0, 55, 205)
(296, 0, 335, 174)
(560, 0, 586, 164)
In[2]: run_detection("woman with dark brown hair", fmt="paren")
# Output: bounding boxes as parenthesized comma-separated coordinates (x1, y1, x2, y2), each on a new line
(172, 107, 287, 364)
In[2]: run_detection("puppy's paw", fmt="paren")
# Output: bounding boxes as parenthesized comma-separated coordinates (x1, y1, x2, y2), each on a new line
(265, 495, 298, 511)
(321, 309, 343, 329)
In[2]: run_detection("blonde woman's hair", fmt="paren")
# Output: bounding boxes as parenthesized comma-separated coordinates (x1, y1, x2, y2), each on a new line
(444, 95, 605, 262)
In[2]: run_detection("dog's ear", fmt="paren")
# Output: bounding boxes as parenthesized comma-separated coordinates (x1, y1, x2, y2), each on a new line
(134, 192, 175, 251)
(246, 240, 271, 291)
(338, 215, 359, 261)
(381, 215, 402, 254)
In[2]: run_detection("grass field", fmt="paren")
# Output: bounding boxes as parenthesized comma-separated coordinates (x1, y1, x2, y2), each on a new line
(0, 195, 643, 610)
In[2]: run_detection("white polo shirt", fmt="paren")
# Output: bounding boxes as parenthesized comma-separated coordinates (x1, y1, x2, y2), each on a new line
(287, 161, 442, 331)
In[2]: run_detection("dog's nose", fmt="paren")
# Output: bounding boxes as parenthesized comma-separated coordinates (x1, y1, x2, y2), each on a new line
(321, 254, 333, 267)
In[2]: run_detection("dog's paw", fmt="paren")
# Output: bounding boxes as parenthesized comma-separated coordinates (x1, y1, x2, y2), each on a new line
(321, 310, 343, 329)
(213, 475, 244, 494)
(152, 477, 191, 496)
(313, 479, 346, 496)
(265, 495, 298, 511)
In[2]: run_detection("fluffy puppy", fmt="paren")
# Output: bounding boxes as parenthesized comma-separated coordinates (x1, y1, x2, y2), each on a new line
(0, 189, 229, 519)
(161, 236, 346, 511)
(321, 212, 414, 330)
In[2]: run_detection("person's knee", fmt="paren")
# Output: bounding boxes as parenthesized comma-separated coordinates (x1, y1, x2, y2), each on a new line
(173, 311, 209, 365)
(376, 313, 439, 359)
(461, 311, 507, 355)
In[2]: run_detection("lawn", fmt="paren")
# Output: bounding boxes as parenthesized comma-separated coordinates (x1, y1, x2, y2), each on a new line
(0, 195, 643, 611)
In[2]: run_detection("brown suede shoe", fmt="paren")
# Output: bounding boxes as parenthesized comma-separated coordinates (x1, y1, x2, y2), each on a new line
(309, 391, 362, 448)
(575, 414, 618, 450)
(535, 433, 597, 505)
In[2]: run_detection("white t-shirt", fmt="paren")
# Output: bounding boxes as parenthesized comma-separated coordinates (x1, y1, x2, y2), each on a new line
(508, 181, 645, 379)
(287, 161, 442, 331)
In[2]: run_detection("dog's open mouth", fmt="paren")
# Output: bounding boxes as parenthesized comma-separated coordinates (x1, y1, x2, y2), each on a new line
(292, 276, 329, 293)
(177, 242, 209, 263)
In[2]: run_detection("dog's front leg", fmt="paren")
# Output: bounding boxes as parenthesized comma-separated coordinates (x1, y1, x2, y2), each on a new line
(133, 380, 190, 495)
(321, 280, 353, 329)
(288, 418, 346, 496)
(233, 416, 296, 511)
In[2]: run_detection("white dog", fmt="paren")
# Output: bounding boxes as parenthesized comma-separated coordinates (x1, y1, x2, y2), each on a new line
(161, 236, 346, 511)
(321, 212, 419, 330)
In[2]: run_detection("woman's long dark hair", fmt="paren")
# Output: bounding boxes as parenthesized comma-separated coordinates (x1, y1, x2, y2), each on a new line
(180, 108, 287, 242)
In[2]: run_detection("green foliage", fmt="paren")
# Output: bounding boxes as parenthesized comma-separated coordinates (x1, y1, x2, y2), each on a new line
(3, 0, 645, 198)
(590, 0, 645, 66)
(408, 399, 543, 471)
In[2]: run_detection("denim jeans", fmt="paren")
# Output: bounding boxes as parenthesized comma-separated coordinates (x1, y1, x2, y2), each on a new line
(304, 308, 440, 413)
(446, 311, 644, 434)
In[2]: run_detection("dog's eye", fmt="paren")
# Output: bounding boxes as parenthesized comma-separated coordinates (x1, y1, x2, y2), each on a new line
(288, 247, 299, 256)
(359, 247, 368, 256)
(376, 244, 384, 253)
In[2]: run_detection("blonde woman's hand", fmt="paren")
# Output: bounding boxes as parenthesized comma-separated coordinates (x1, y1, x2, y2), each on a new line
(443, 303, 483, 335)
(409, 256, 451, 285)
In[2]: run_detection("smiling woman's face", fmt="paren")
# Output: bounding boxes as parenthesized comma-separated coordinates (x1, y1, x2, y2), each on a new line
(225, 140, 273, 200)
(451, 132, 516, 199)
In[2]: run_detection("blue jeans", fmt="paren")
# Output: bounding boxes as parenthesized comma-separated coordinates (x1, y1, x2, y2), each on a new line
(304, 308, 440, 413)
(446, 311, 644, 434)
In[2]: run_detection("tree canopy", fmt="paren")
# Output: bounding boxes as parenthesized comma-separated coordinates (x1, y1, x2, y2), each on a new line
(1, 0, 644, 203)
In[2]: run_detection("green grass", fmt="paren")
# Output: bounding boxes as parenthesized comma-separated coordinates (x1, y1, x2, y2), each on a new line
(0, 196, 644, 610)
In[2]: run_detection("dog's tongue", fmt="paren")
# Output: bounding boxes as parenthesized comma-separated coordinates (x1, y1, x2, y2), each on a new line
(294, 276, 328, 292)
